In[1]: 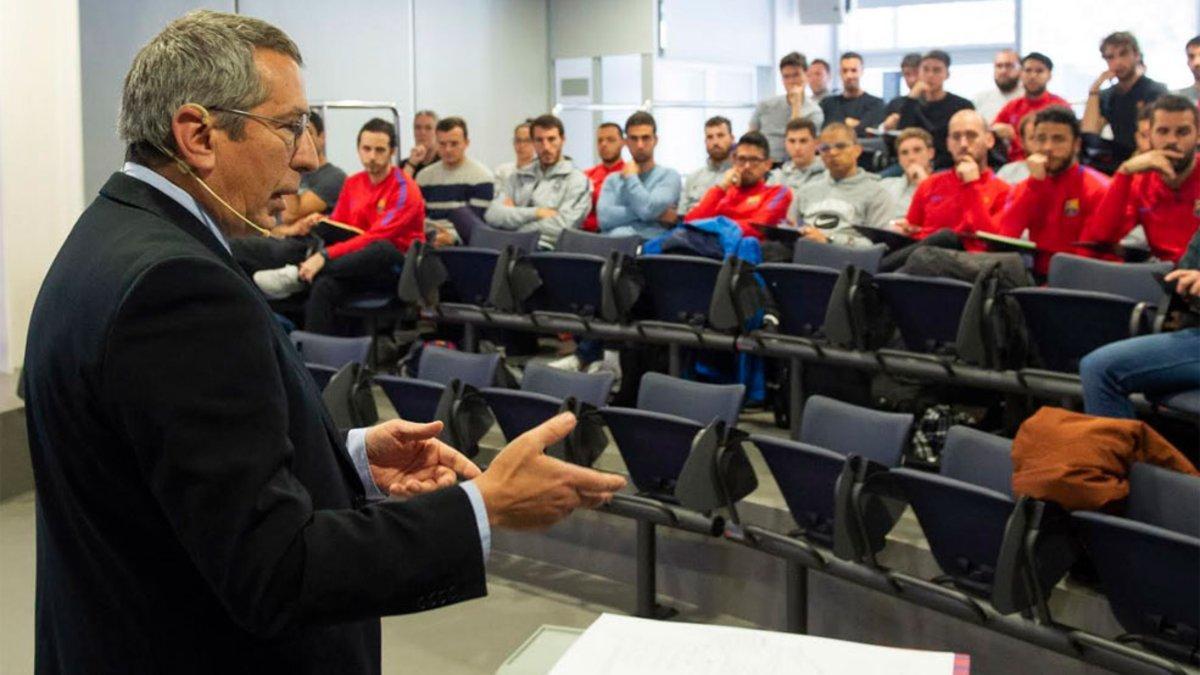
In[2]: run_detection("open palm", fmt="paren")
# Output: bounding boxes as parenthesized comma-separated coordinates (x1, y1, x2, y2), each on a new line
(365, 420, 482, 498)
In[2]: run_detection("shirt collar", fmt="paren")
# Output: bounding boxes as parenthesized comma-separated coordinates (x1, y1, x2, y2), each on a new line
(122, 162, 231, 253)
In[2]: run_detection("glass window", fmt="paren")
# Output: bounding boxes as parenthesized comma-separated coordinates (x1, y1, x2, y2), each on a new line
(839, 1, 1015, 52)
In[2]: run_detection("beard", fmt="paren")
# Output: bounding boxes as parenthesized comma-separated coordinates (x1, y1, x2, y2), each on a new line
(1169, 147, 1196, 174)
(996, 75, 1020, 93)
(709, 146, 731, 162)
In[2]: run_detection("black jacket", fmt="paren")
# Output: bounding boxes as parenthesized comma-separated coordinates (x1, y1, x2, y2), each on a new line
(23, 173, 486, 673)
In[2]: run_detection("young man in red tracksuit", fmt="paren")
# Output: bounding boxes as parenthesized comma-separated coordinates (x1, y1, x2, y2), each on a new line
(897, 109, 1010, 252)
(255, 118, 425, 333)
(581, 123, 625, 232)
(992, 52, 1070, 161)
(684, 130, 792, 238)
(1082, 94, 1200, 264)
(995, 106, 1110, 277)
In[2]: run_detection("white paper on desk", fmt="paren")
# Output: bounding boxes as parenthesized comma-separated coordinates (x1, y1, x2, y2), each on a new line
(549, 614, 960, 675)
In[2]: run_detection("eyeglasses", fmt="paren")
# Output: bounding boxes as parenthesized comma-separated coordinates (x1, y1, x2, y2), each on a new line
(732, 155, 768, 166)
(208, 106, 310, 156)
(817, 142, 854, 153)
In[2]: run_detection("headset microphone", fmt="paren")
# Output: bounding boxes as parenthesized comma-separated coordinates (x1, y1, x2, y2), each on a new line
(154, 103, 273, 237)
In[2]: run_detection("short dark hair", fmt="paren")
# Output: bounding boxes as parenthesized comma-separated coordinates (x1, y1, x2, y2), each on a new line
(513, 118, 534, 137)
(780, 51, 808, 71)
(1189, 35, 1200, 51)
(414, 109, 438, 123)
(1100, 31, 1140, 56)
(840, 51, 864, 64)
(625, 111, 656, 134)
(1023, 51, 1053, 71)
(1018, 111, 1039, 139)
(819, 122, 857, 143)
(900, 52, 922, 70)
(704, 115, 732, 134)
(358, 117, 396, 149)
(1033, 105, 1080, 140)
(531, 114, 565, 137)
(308, 110, 324, 135)
(810, 58, 830, 72)
(921, 50, 951, 68)
(784, 117, 817, 137)
(1137, 104, 1155, 124)
(735, 130, 770, 158)
(436, 116, 468, 138)
(597, 121, 623, 138)
(1150, 93, 1200, 128)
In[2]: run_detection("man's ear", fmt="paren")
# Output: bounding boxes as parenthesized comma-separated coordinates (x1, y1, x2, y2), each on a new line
(171, 104, 216, 173)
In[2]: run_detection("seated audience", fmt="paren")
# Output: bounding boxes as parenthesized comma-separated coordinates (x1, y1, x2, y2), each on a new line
(254, 118, 425, 334)
(767, 118, 825, 193)
(992, 52, 1070, 161)
(402, 109, 440, 177)
(416, 116, 494, 247)
(582, 122, 626, 232)
(973, 49, 1023, 124)
(750, 51, 824, 165)
(807, 58, 832, 104)
(787, 123, 895, 246)
(1083, 95, 1200, 263)
(994, 106, 1110, 276)
(880, 127, 935, 219)
(596, 112, 681, 240)
(996, 113, 1038, 185)
(1083, 32, 1168, 166)
(881, 52, 923, 122)
(485, 114, 590, 249)
(820, 52, 885, 136)
(882, 50, 975, 170)
(685, 131, 792, 237)
(1176, 35, 1200, 103)
(896, 109, 1010, 250)
(1135, 105, 1154, 155)
(279, 111, 345, 225)
(1081, 228, 1200, 418)
(679, 116, 735, 214)
(494, 119, 535, 191)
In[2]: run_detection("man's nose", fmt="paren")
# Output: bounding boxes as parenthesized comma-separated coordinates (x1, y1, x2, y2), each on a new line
(291, 128, 319, 172)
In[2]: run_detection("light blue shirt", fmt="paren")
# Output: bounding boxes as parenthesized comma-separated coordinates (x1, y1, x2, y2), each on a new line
(121, 162, 491, 562)
(596, 165, 682, 240)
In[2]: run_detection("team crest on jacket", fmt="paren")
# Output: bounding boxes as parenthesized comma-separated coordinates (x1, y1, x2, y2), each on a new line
(746, 195, 762, 206)
(1063, 198, 1080, 217)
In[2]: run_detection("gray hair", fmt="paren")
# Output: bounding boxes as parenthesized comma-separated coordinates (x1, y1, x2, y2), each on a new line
(119, 10, 302, 161)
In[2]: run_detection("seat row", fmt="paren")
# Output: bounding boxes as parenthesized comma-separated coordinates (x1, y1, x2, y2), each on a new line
(291, 332, 1199, 674)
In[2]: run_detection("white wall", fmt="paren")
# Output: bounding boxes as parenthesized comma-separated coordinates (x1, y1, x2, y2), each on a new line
(0, 0, 85, 372)
(549, 0, 655, 59)
(414, 0, 550, 169)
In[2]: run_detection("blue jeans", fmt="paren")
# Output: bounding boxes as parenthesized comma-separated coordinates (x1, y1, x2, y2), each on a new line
(1079, 328, 1200, 418)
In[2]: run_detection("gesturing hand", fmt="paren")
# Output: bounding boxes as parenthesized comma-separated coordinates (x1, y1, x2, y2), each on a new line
(1165, 269, 1200, 297)
(474, 413, 627, 531)
(1119, 149, 1184, 181)
(366, 419, 481, 497)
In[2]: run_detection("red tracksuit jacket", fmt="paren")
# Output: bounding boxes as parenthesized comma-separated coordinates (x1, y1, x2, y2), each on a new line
(1082, 161, 1200, 264)
(995, 163, 1110, 275)
(685, 181, 792, 239)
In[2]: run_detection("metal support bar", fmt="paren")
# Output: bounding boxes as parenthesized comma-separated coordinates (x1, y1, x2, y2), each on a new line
(668, 344, 682, 377)
(785, 559, 809, 634)
(789, 357, 803, 441)
(635, 520, 676, 620)
(462, 324, 478, 353)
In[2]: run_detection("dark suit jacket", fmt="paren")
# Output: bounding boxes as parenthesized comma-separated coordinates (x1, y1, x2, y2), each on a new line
(23, 173, 487, 673)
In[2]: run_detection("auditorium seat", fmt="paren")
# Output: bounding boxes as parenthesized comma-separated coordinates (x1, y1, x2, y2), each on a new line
(793, 239, 886, 274)
(754, 396, 912, 544)
(523, 252, 606, 320)
(1073, 463, 1200, 663)
(891, 427, 1015, 597)
(557, 228, 641, 257)
(483, 363, 613, 442)
(435, 247, 501, 307)
(601, 373, 744, 501)
(376, 347, 500, 423)
(756, 263, 841, 338)
(874, 274, 974, 354)
(1047, 253, 1172, 305)
(1009, 287, 1154, 373)
(635, 255, 723, 329)
(468, 224, 540, 253)
(290, 331, 373, 390)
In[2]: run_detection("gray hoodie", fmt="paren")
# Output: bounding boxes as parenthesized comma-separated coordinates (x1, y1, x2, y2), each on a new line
(787, 170, 896, 248)
(485, 158, 591, 249)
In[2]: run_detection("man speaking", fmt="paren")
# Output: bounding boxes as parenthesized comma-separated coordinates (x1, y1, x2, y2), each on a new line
(22, 11, 624, 673)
